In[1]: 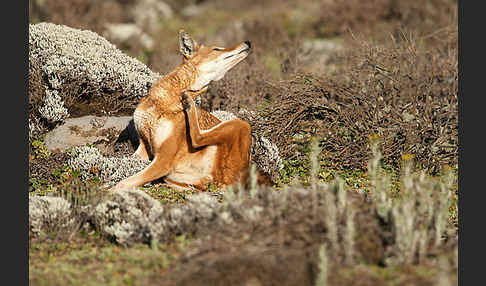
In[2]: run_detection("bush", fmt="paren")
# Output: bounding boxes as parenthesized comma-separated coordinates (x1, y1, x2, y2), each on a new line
(248, 34, 457, 172)
(314, 0, 457, 44)
(29, 0, 129, 34)
(30, 144, 457, 263)
(29, 196, 75, 239)
(29, 143, 458, 285)
(28, 22, 161, 138)
(68, 146, 150, 187)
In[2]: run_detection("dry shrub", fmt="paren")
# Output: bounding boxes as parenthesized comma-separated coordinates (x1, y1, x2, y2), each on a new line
(28, 58, 45, 116)
(29, 0, 129, 34)
(249, 32, 457, 172)
(315, 0, 394, 37)
(28, 151, 71, 191)
(163, 143, 457, 285)
(29, 196, 75, 239)
(29, 178, 105, 242)
(29, 58, 48, 138)
(68, 146, 150, 187)
(315, 0, 458, 43)
(199, 55, 271, 112)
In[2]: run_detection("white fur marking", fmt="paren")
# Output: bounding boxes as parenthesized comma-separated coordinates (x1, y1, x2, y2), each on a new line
(200, 120, 231, 135)
(153, 119, 173, 148)
(190, 48, 249, 90)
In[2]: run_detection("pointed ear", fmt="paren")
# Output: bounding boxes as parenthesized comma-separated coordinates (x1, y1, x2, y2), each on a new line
(179, 29, 198, 57)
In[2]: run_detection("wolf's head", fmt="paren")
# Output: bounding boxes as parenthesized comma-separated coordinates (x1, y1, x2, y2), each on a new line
(178, 30, 251, 92)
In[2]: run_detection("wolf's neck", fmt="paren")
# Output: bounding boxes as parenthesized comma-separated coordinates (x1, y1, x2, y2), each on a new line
(157, 62, 197, 96)
(146, 62, 198, 112)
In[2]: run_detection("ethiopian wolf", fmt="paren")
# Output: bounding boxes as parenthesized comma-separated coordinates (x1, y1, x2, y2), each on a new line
(111, 30, 270, 191)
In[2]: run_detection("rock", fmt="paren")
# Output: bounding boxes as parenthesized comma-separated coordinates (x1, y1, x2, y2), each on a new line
(131, 0, 173, 32)
(298, 39, 344, 74)
(301, 39, 343, 55)
(103, 23, 154, 50)
(181, 4, 205, 17)
(44, 115, 137, 152)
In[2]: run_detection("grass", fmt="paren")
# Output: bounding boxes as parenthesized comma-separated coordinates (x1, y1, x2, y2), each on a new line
(139, 184, 195, 205)
(29, 233, 192, 286)
(30, 236, 450, 286)
(29, 159, 458, 284)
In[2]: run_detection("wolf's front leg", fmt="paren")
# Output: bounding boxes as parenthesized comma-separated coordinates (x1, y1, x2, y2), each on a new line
(182, 92, 252, 149)
(109, 135, 179, 192)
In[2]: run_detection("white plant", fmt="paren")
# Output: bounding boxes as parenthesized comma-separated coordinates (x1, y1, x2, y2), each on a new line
(68, 146, 150, 186)
(38, 89, 69, 123)
(29, 196, 75, 237)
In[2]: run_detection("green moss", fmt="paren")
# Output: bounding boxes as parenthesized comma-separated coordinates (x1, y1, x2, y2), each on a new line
(30, 137, 51, 160)
(140, 184, 194, 205)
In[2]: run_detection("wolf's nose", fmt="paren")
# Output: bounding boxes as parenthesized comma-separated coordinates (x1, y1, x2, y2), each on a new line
(244, 40, 251, 48)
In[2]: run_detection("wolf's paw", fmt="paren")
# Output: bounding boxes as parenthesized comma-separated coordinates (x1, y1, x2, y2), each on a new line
(182, 92, 195, 110)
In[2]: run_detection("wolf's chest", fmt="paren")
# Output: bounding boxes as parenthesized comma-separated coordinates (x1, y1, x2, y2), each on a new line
(133, 109, 174, 147)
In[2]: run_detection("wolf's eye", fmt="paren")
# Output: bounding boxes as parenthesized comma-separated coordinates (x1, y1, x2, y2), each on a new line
(213, 47, 224, 51)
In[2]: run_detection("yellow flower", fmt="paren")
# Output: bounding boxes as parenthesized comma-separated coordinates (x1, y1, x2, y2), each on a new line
(90, 166, 100, 174)
(401, 154, 415, 161)
(368, 133, 380, 142)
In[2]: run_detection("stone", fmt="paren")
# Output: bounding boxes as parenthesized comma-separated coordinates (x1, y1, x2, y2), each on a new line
(131, 0, 173, 32)
(103, 23, 154, 50)
(298, 39, 344, 74)
(44, 115, 137, 152)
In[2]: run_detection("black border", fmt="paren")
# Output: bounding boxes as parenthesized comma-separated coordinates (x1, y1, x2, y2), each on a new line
(459, 0, 479, 285)
(4, 0, 29, 285)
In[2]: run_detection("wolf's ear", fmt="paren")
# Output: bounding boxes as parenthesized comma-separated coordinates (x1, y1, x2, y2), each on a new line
(179, 30, 198, 57)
